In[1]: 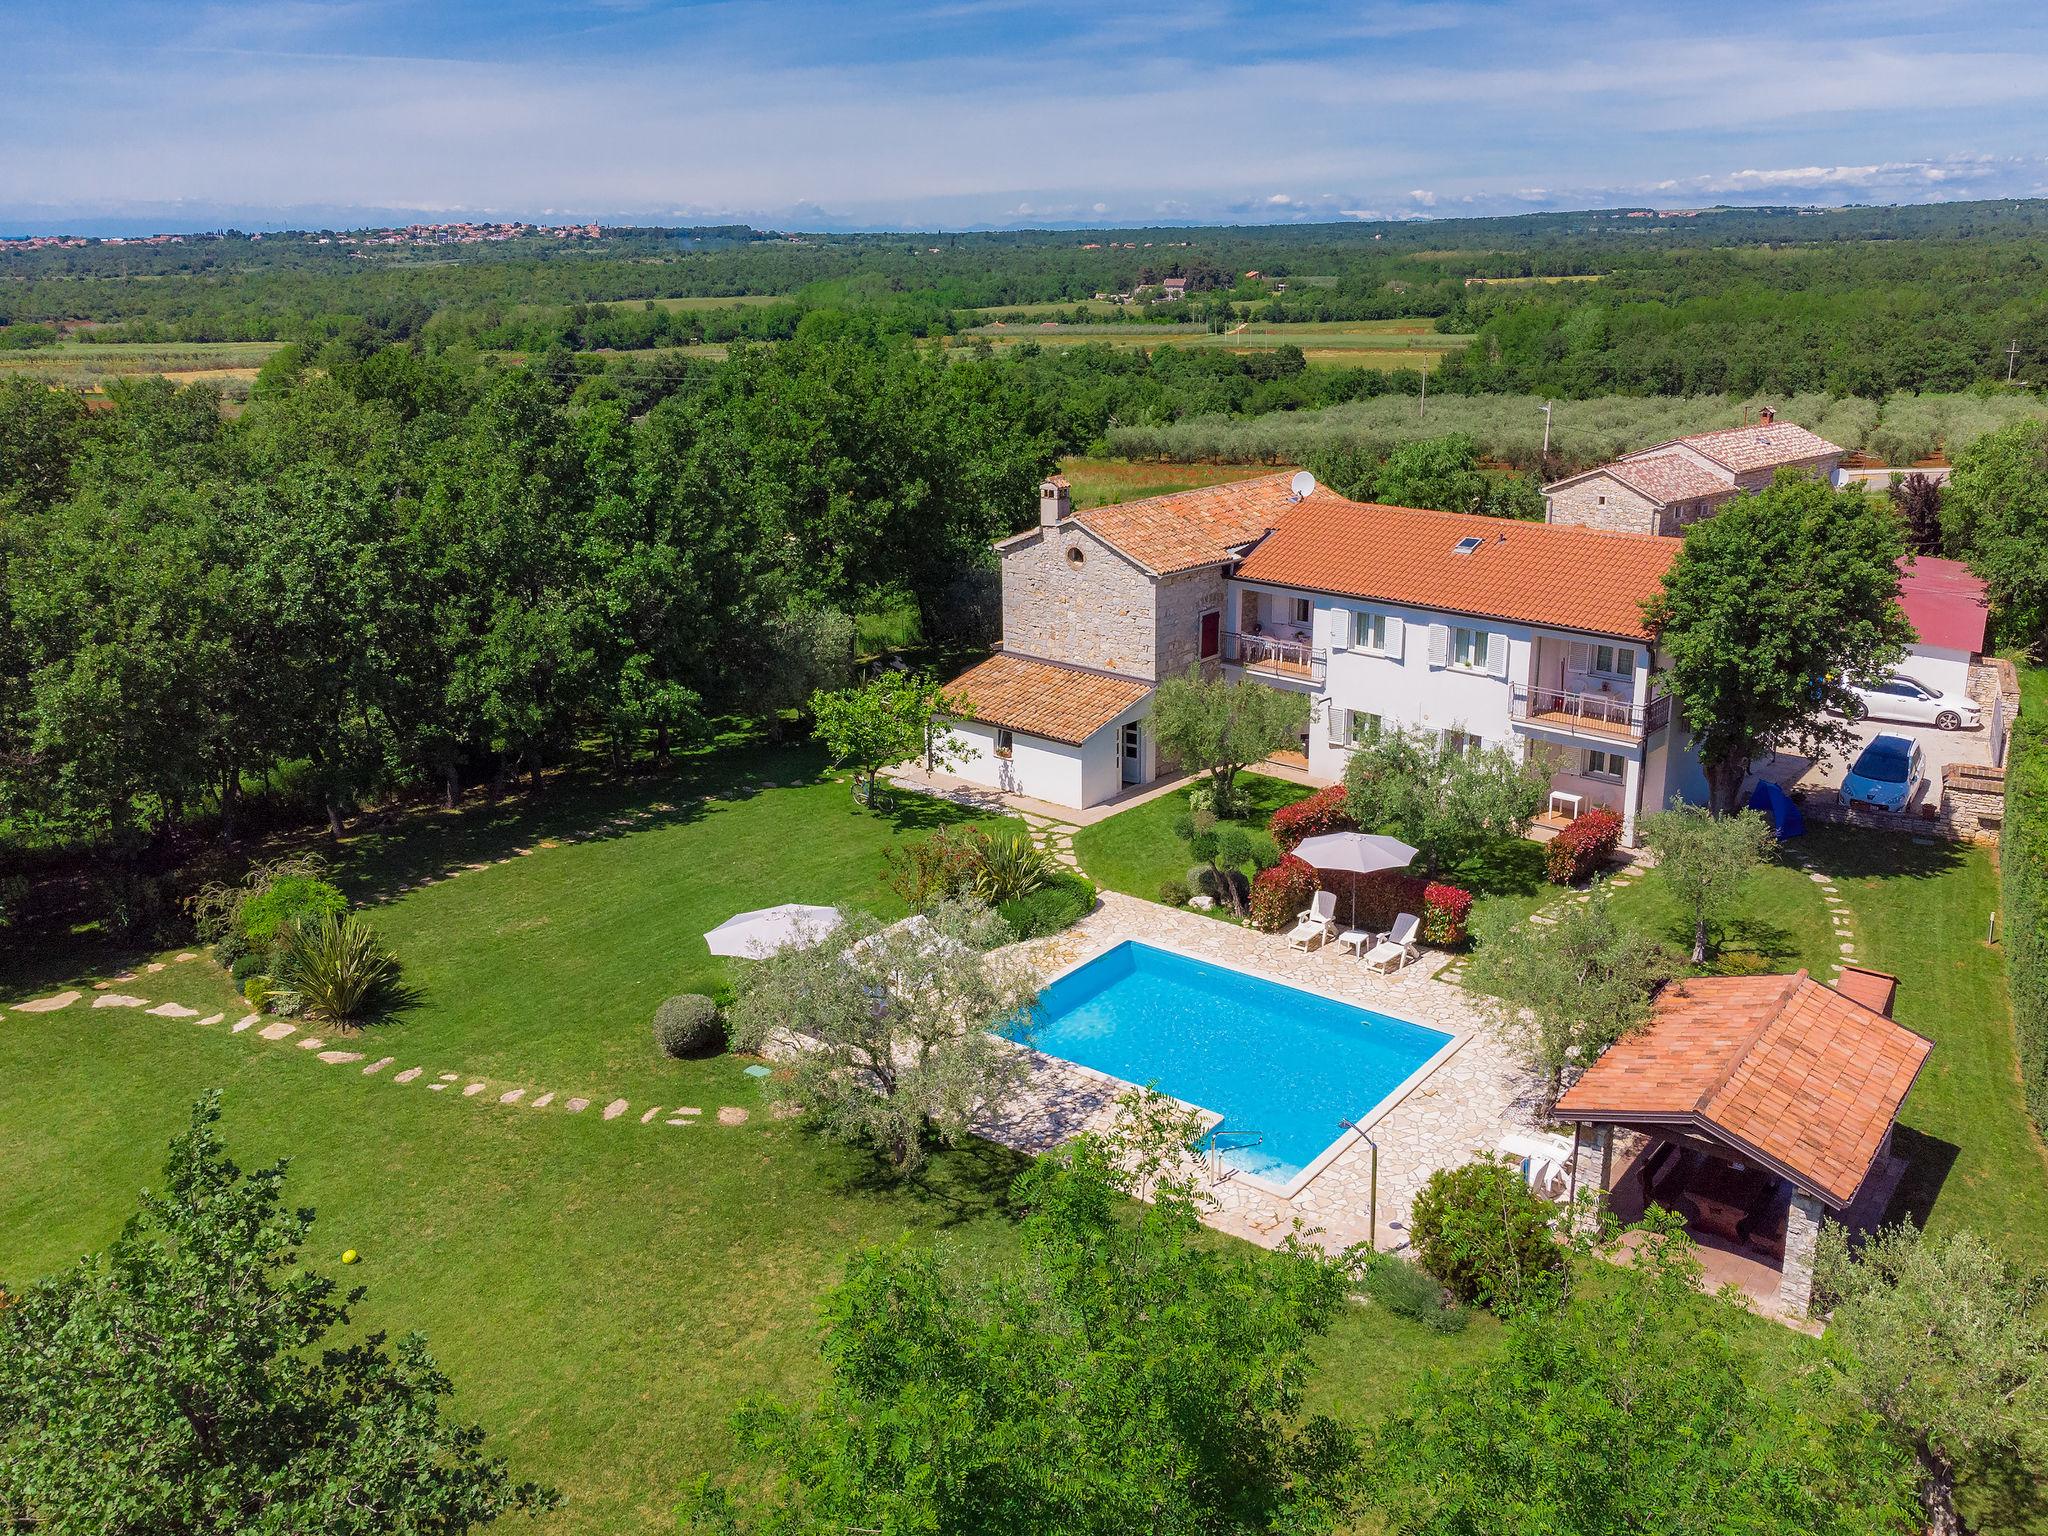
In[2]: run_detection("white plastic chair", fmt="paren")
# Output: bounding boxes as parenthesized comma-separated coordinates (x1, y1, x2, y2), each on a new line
(1288, 890, 1339, 950)
(1364, 912, 1422, 973)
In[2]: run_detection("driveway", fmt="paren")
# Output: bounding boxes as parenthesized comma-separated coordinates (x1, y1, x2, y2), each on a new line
(1749, 710, 1995, 805)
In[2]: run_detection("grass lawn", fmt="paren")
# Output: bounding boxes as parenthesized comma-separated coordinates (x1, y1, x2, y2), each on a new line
(1600, 846, 1841, 976)
(1073, 772, 1310, 902)
(0, 744, 1495, 1535)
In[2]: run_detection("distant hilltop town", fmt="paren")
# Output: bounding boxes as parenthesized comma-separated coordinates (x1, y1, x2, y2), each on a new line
(0, 221, 610, 253)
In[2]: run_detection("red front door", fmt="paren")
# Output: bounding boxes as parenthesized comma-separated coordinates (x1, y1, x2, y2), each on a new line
(1199, 609, 1220, 660)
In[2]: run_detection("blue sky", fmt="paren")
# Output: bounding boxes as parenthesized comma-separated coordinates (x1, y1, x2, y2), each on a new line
(5, 0, 2048, 232)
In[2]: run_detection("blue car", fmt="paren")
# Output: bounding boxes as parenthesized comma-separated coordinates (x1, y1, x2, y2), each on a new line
(1840, 733, 1924, 814)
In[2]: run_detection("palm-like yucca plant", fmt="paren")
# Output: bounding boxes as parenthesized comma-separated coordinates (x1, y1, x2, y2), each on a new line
(969, 828, 1056, 905)
(269, 913, 407, 1026)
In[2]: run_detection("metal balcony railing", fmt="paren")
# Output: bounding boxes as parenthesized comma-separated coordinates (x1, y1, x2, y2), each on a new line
(1511, 685, 1670, 739)
(1222, 630, 1325, 684)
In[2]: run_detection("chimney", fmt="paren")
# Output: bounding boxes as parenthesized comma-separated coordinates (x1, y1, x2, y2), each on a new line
(1758, 405, 1776, 426)
(1039, 474, 1071, 528)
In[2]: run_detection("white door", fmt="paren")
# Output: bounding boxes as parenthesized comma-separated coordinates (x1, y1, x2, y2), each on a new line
(1121, 721, 1143, 784)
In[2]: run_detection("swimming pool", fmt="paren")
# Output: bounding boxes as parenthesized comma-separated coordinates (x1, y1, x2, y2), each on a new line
(1018, 941, 1457, 1192)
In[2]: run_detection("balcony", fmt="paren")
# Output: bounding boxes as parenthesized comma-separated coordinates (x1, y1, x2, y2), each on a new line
(1222, 630, 1325, 685)
(1511, 685, 1670, 741)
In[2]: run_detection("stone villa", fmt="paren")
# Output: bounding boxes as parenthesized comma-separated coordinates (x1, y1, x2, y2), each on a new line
(1541, 409, 1845, 536)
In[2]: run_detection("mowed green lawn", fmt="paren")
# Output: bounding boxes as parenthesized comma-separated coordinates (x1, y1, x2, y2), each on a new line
(0, 744, 1492, 1535)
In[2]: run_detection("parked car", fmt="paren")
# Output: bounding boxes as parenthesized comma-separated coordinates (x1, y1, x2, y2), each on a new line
(1843, 672, 1980, 731)
(1840, 734, 1925, 814)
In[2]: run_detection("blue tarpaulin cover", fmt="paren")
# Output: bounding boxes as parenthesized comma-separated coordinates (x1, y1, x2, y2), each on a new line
(1747, 778, 1805, 839)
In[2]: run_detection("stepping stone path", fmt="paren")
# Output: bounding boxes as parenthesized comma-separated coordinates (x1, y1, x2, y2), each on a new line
(602, 1098, 629, 1120)
(297, 1038, 325, 1051)
(395, 1067, 424, 1083)
(640, 1106, 663, 1124)
(717, 1106, 749, 1126)
(233, 1013, 260, 1031)
(94, 994, 147, 1009)
(174, 953, 197, 962)
(665, 1115, 694, 1127)
(463, 1082, 487, 1097)
(14, 990, 81, 1013)
(673, 1106, 701, 1117)
(1017, 810, 1086, 873)
(259, 1021, 297, 1041)
(145, 962, 165, 974)
(530, 1092, 555, 1108)
(146, 1002, 199, 1018)
(500, 1088, 526, 1104)
(319, 1050, 365, 1065)
(196, 1014, 224, 1027)
(564, 1097, 589, 1113)
(364, 1057, 395, 1075)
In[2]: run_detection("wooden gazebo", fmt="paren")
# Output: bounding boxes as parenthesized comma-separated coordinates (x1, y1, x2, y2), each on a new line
(1556, 966, 1931, 1318)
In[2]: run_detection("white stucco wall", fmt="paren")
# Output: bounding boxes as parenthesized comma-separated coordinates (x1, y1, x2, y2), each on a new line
(1901, 645, 1972, 702)
(945, 698, 1154, 810)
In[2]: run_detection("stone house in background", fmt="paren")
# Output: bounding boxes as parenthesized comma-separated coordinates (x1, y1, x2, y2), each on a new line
(1542, 409, 1845, 536)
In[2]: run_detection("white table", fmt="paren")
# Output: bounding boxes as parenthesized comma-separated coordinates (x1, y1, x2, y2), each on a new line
(1548, 790, 1584, 821)
(1335, 928, 1374, 959)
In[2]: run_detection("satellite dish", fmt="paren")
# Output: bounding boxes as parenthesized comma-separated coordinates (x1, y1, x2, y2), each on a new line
(1289, 470, 1317, 501)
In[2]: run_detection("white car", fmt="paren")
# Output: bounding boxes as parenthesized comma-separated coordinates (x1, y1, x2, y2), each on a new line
(1845, 673, 1981, 731)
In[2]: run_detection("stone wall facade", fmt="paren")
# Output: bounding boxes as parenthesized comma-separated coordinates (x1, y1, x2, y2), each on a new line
(999, 522, 1160, 678)
(1545, 472, 1661, 534)
(1776, 1191, 1826, 1318)
(1796, 760, 2006, 844)
(1154, 566, 1228, 682)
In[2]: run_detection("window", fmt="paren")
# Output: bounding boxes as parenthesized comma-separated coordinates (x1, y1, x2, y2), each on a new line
(1290, 596, 1312, 626)
(994, 728, 1014, 760)
(1442, 728, 1482, 758)
(1585, 748, 1626, 780)
(1065, 544, 1085, 568)
(1451, 627, 1485, 670)
(1329, 708, 1380, 747)
(1359, 611, 1388, 652)
(1451, 536, 1484, 555)
(1591, 644, 1636, 680)
(1596, 493, 1608, 505)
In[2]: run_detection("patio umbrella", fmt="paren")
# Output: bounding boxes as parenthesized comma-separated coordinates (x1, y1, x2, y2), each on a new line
(704, 903, 844, 958)
(1290, 831, 1419, 930)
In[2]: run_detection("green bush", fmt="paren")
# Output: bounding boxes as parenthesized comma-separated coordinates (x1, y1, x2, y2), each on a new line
(238, 875, 347, 945)
(2005, 716, 2048, 1131)
(1157, 877, 1192, 907)
(228, 951, 266, 984)
(267, 913, 406, 1026)
(1409, 1155, 1568, 1316)
(653, 994, 723, 1058)
(971, 829, 1057, 904)
(1359, 1251, 1469, 1334)
(998, 873, 1097, 939)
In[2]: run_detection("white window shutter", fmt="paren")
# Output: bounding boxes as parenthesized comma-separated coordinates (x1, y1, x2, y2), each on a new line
(1326, 705, 1349, 746)
(1330, 607, 1352, 651)
(1384, 614, 1404, 657)
(1487, 632, 1510, 678)
(1427, 622, 1449, 668)
(1567, 640, 1594, 674)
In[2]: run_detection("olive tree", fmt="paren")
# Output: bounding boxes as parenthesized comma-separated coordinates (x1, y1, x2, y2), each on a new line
(1149, 668, 1310, 818)
(724, 898, 1038, 1173)
(1638, 805, 1775, 964)
(1342, 721, 1549, 876)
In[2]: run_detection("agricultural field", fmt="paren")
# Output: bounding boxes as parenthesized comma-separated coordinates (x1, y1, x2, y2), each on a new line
(1056, 454, 1290, 509)
(0, 339, 284, 393)
(963, 316, 1470, 371)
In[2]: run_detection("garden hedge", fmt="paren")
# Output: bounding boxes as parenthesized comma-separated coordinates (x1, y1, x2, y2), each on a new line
(2004, 716, 2048, 1131)
(999, 872, 1097, 939)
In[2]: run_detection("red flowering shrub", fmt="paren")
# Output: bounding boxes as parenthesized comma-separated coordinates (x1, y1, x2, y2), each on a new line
(1421, 883, 1474, 946)
(1268, 784, 1356, 852)
(1544, 807, 1623, 885)
(1249, 855, 1317, 931)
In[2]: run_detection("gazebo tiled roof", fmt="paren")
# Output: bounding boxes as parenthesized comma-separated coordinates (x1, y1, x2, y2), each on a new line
(1555, 970, 1931, 1208)
(943, 652, 1151, 746)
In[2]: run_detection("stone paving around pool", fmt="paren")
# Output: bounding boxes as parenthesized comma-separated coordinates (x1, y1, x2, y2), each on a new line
(982, 891, 1552, 1257)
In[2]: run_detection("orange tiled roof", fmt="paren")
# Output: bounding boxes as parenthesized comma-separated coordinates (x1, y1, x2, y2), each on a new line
(1233, 492, 1678, 641)
(1607, 452, 1733, 505)
(1666, 420, 1843, 474)
(1063, 474, 1299, 575)
(944, 651, 1151, 746)
(1555, 971, 1931, 1207)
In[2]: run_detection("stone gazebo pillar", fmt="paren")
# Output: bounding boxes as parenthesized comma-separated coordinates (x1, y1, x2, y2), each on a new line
(1775, 1192, 1827, 1317)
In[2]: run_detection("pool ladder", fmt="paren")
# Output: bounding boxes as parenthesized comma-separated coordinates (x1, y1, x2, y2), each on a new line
(1205, 1129, 1265, 1183)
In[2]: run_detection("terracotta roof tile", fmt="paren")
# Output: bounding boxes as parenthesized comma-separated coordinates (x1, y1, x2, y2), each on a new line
(1556, 971, 1931, 1207)
(1606, 452, 1733, 505)
(1234, 493, 1677, 641)
(1064, 474, 1298, 575)
(1667, 420, 1843, 474)
(943, 652, 1151, 746)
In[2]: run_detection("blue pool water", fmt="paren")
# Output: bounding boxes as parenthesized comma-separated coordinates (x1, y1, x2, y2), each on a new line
(1017, 941, 1453, 1186)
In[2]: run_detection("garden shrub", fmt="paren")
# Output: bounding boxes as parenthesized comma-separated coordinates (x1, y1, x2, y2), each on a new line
(1544, 807, 1623, 885)
(1421, 883, 1474, 946)
(653, 994, 723, 1057)
(1249, 855, 1317, 931)
(883, 827, 979, 910)
(1156, 877, 1191, 907)
(268, 913, 405, 1026)
(239, 875, 348, 945)
(1359, 1251, 1468, 1334)
(90, 870, 170, 942)
(1268, 783, 1355, 852)
(1186, 863, 1219, 899)
(2005, 716, 2048, 1130)
(228, 951, 266, 984)
(1409, 1154, 1568, 1316)
(999, 873, 1097, 938)
(970, 829, 1056, 905)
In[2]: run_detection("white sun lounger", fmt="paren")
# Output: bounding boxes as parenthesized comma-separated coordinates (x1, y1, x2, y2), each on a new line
(1363, 912, 1422, 973)
(1288, 890, 1339, 950)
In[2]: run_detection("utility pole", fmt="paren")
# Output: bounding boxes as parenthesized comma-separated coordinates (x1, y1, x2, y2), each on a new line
(1418, 361, 1426, 419)
(2008, 339, 2022, 384)
(1540, 401, 1553, 459)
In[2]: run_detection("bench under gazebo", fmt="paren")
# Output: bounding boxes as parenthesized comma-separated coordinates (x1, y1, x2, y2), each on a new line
(1556, 965, 1932, 1320)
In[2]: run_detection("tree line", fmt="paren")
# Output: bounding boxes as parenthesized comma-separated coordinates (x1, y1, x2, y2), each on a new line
(0, 319, 1061, 862)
